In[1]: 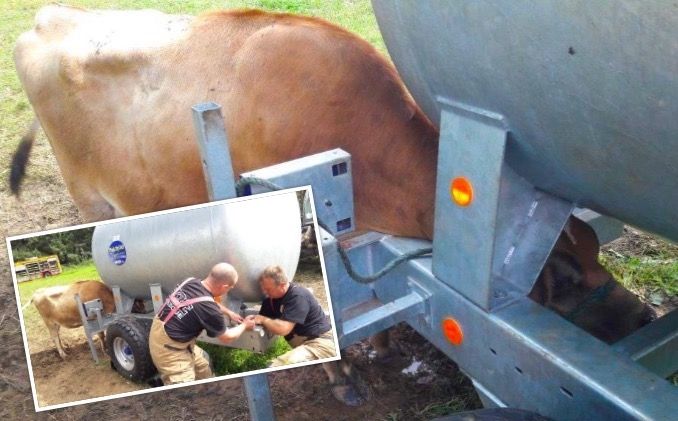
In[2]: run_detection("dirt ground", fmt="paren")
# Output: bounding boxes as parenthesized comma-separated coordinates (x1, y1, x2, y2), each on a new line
(20, 263, 329, 409)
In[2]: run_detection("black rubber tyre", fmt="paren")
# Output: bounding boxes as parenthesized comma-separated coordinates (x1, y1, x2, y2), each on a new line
(106, 317, 157, 382)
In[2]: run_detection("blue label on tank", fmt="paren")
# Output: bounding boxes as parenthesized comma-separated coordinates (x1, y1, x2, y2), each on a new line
(108, 240, 127, 265)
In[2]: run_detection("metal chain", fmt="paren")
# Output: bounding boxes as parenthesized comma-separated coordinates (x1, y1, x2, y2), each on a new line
(235, 176, 432, 284)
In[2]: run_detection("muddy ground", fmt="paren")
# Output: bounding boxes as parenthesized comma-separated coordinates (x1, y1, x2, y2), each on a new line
(22, 263, 331, 409)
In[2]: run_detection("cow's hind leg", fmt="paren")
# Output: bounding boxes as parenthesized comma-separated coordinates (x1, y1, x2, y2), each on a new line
(369, 330, 408, 368)
(322, 361, 370, 407)
(97, 331, 106, 354)
(49, 322, 67, 359)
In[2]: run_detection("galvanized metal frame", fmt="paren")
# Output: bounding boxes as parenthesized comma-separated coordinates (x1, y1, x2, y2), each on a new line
(190, 101, 676, 420)
(191, 104, 275, 421)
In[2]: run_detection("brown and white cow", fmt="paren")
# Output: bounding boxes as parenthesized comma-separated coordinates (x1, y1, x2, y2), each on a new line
(11, 5, 653, 399)
(23, 280, 115, 358)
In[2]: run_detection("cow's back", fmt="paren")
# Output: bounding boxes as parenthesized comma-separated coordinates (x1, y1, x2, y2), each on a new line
(15, 6, 439, 237)
(30, 281, 114, 328)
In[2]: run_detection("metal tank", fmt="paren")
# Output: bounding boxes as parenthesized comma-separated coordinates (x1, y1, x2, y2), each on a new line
(92, 192, 301, 302)
(372, 0, 678, 242)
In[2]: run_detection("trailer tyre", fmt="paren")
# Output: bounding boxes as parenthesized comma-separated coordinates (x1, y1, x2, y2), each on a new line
(106, 317, 156, 382)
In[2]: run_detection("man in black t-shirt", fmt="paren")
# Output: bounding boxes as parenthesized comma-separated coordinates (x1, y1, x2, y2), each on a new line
(149, 262, 255, 384)
(255, 265, 336, 366)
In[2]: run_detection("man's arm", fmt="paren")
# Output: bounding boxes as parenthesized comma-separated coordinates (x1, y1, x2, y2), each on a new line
(217, 302, 243, 323)
(217, 316, 255, 344)
(254, 315, 295, 336)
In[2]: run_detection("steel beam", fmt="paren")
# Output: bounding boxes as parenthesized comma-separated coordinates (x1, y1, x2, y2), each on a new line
(613, 309, 678, 378)
(432, 99, 572, 311)
(341, 234, 678, 420)
(191, 102, 237, 201)
(192, 102, 275, 421)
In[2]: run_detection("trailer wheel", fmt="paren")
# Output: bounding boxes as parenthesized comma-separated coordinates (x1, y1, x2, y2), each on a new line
(106, 317, 156, 382)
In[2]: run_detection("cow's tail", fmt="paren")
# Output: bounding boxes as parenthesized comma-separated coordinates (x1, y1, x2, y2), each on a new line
(10, 118, 41, 196)
(21, 297, 34, 312)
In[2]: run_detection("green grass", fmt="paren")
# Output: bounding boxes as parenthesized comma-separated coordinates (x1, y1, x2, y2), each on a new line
(414, 397, 471, 419)
(601, 254, 678, 298)
(200, 336, 292, 375)
(16, 259, 101, 307)
(600, 232, 678, 304)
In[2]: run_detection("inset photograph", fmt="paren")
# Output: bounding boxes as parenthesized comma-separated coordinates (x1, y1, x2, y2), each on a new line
(8, 187, 338, 411)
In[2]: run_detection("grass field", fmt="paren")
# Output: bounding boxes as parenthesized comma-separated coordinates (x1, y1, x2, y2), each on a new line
(15, 261, 101, 312)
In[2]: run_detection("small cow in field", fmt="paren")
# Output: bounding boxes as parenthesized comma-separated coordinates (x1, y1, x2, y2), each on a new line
(11, 5, 654, 403)
(23, 280, 115, 359)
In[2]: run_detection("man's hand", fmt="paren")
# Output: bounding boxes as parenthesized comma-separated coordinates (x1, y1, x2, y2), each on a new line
(243, 315, 256, 331)
(254, 315, 295, 336)
(226, 309, 244, 324)
(218, 303, 244, 323)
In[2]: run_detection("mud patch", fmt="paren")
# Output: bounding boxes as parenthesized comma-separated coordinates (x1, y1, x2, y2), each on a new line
(30, 342, 146, 408)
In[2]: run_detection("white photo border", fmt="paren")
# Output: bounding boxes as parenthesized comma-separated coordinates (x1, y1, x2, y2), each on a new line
(7, 186, 341, 412)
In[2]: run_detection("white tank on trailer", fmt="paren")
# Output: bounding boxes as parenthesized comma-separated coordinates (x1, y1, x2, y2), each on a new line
(92, 191, 302, 303)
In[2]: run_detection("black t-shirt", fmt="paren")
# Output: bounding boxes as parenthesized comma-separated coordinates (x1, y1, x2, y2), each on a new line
(158, 278, 226, 342)
(259, 283, 331, 341)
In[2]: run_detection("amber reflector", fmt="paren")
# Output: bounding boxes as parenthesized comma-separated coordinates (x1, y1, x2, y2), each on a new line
(450, 177, 473, 206)
(442, 317, 464, 345)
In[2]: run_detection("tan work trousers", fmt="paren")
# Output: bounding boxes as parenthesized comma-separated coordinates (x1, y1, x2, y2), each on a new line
(149, 317, 213, 385)
(269, 330, 337, 367)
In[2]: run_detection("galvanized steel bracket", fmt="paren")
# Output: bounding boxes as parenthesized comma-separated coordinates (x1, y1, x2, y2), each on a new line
(192, 102, 237, 201)
(432, 98, 573, 311)
(242, 149, 355, 236)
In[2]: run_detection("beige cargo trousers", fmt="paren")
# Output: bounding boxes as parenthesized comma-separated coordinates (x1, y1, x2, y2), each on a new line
(149, 317, 213, 384)
(269, 330, 336, 367)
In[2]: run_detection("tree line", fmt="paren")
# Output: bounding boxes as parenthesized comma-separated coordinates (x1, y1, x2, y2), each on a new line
(11, 227, 94, 266)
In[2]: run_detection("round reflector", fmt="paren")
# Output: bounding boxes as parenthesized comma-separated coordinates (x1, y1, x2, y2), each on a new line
(450, 177, 473, 206)
(442, 317, 464, 345)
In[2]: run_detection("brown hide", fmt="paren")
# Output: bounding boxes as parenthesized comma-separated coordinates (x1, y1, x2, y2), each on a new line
(14, 6, 651, 344)
(529, 217, 655, 343)
(29, 280, 115, 357)
(14, 5, 438, 238)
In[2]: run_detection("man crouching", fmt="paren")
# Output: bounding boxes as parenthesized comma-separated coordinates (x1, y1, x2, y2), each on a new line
(149, 262, 255, 384)
(255, 265, 336, 366)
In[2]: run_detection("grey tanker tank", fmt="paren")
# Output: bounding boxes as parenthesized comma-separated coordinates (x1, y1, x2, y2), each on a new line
(92, 191, 301, 302)
(372, 1, 678, 242)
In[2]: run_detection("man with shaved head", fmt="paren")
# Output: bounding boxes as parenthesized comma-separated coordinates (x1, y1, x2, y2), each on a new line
(149, 262, 255, 384)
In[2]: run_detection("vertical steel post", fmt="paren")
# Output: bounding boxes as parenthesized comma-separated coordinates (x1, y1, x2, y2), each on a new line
(74, 293, 100, 363)
(191, 102, 276, 421)
(191, 102, 237, 201)
(244, 374, 276, 420)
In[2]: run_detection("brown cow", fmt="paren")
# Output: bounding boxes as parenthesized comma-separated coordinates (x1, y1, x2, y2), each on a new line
(11, 5, 653, 402)
(23, 280, 115, 358)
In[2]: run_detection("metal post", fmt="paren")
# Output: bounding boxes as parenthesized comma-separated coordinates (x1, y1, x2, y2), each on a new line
(191, 102, 237, 201)
(191, 102, 276, 421)
(74, 293, 99, 363)
(244, 374, 276, 420)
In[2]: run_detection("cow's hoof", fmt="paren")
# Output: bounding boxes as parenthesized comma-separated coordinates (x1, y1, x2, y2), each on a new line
(373, 345, 407, 368)
(331, 383, 367, 407)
